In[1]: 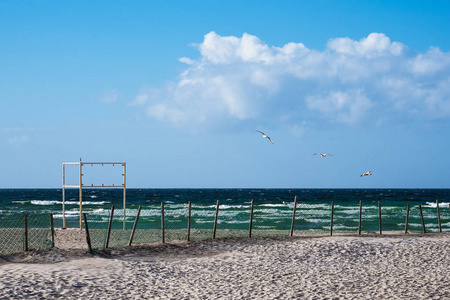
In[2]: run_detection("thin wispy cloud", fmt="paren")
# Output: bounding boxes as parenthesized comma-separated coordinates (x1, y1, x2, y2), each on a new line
(132, 32, 450, 131)
(99, 90, 119, 104)
(7, 135, 29, 148)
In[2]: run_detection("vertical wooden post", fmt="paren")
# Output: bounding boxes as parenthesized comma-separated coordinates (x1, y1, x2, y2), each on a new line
(378, 201, 382, 235)
(128, 205, 141, 246)
(62, 163, 66, 229)
(161, 202, 165, 244)
(104, 205, 115, 252)
(187, 201, 192, 242)
(290, 196, 298, 237)
(249, 199, 254, 238)
(50, 213, 55, 248)
(123, 163, 126, 230)
(420, 205, 426, 233)
(213, 200, 219, 239)
(83, 213, 92, 254)
(24, 214, 28, 252)
(405, 203, 410, 234)
(436, 200, 442, 233)
(358, 200, 362, 235)
(330, 201, 334, 236)
(79, 159, 83, 230)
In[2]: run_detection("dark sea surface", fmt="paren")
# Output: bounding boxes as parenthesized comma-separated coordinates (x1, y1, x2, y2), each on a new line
(0, 189, 449, 233)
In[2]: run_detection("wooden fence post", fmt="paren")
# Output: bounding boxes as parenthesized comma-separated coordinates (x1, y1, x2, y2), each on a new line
(24, 214, 28, 252)
(83, 213, 92, 254)
(330, 201, 334, 236)
(249, 199, 254, 238)
(290, 196, 298, 237)
(161, 202, 165, 244)
(213, 200, 219, 239)
(104, 205, 115, 252)
(378, 201, 382, 235)
(50, 213, 55, 248)
(436, 200, 442, 233)
(128, 205, 141, 246)
(405, 203, 410, 234)
(358, 200, 362, 235)
(420, 205, 426, 233)
(187, 201, 192, 242)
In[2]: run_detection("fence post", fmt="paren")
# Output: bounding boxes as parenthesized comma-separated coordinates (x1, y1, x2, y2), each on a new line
(50, 213, 55, 248)
(330, 201, 334, 236)
(249, 199, 254, 238)
(378, 201, 382, 235)
(358, 200, 362, 235)
(83, 213, 92, 254)
(24, 214, 28, 252)
(161, 202, 165, 244)
(213, 200, 219, 239)
(290, 196, 298, 237)
(420, 205, 426, 233)
(104, 205, 115, 252)
(436, 200, 442, 233)
(128, 205, 142, 246)
(405, 203, 410, 234)
(187, 201, 192, 242)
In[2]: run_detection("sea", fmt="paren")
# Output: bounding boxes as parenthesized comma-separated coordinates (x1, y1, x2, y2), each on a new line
(1, 188, 449, 233)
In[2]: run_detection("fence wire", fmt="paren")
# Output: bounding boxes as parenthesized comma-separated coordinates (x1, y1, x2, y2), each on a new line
(0, 213, 53, 254)
(2, 200, 450, 254)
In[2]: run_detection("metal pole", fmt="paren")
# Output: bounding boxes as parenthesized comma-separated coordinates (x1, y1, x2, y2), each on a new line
(358, 200, 362, 235)
(249, 199, 254, 238)
(290, 196, 298, 237)
(405, 203, 410, 234)
(213, 200, 219, 239)
(436, 200, 442, 233)
(187, 201, 192, 242)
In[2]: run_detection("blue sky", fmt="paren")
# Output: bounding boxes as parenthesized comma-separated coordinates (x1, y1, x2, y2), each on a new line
(1, 1, 450, 188)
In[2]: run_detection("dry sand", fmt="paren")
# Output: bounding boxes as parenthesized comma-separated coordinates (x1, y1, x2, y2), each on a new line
(1, 230, 450, 299)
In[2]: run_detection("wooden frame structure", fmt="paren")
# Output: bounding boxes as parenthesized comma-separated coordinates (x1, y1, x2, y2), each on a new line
(62, 159, 126, 229)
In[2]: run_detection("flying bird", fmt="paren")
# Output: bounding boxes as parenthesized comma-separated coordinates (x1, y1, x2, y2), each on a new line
(360, 171, 372, 177)
(256, 130, 274, 145)
(313, 153, 333, 157)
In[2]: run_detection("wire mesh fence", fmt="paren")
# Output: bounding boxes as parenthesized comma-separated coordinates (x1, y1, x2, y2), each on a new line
(0, 213, 54, 254)
(1, 200, 450, 254)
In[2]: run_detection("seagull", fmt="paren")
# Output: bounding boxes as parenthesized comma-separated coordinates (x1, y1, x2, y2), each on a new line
(256, 130, 274, 145)
(360, 171, 372, 177)
(313, 153, 333, 157)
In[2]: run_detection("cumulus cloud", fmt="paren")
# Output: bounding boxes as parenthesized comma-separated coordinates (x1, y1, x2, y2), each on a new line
(132, 32, 450, 131)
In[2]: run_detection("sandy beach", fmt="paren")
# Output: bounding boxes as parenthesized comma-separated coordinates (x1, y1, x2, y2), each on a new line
(1, 231, 450, 299)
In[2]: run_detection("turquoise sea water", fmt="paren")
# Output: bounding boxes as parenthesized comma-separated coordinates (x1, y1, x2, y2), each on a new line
(0, 189, 449, 233)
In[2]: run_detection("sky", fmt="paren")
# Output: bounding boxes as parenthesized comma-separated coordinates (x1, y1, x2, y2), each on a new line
(1, 1, 450, 188)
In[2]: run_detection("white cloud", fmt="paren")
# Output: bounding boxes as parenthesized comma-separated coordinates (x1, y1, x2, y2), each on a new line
(133, 32, 450, 131)
(7, 135, 29, 148)
(99, 90, 119, 104)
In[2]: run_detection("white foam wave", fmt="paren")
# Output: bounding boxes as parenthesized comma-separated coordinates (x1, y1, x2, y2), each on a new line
(31, 200, 110, 206)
